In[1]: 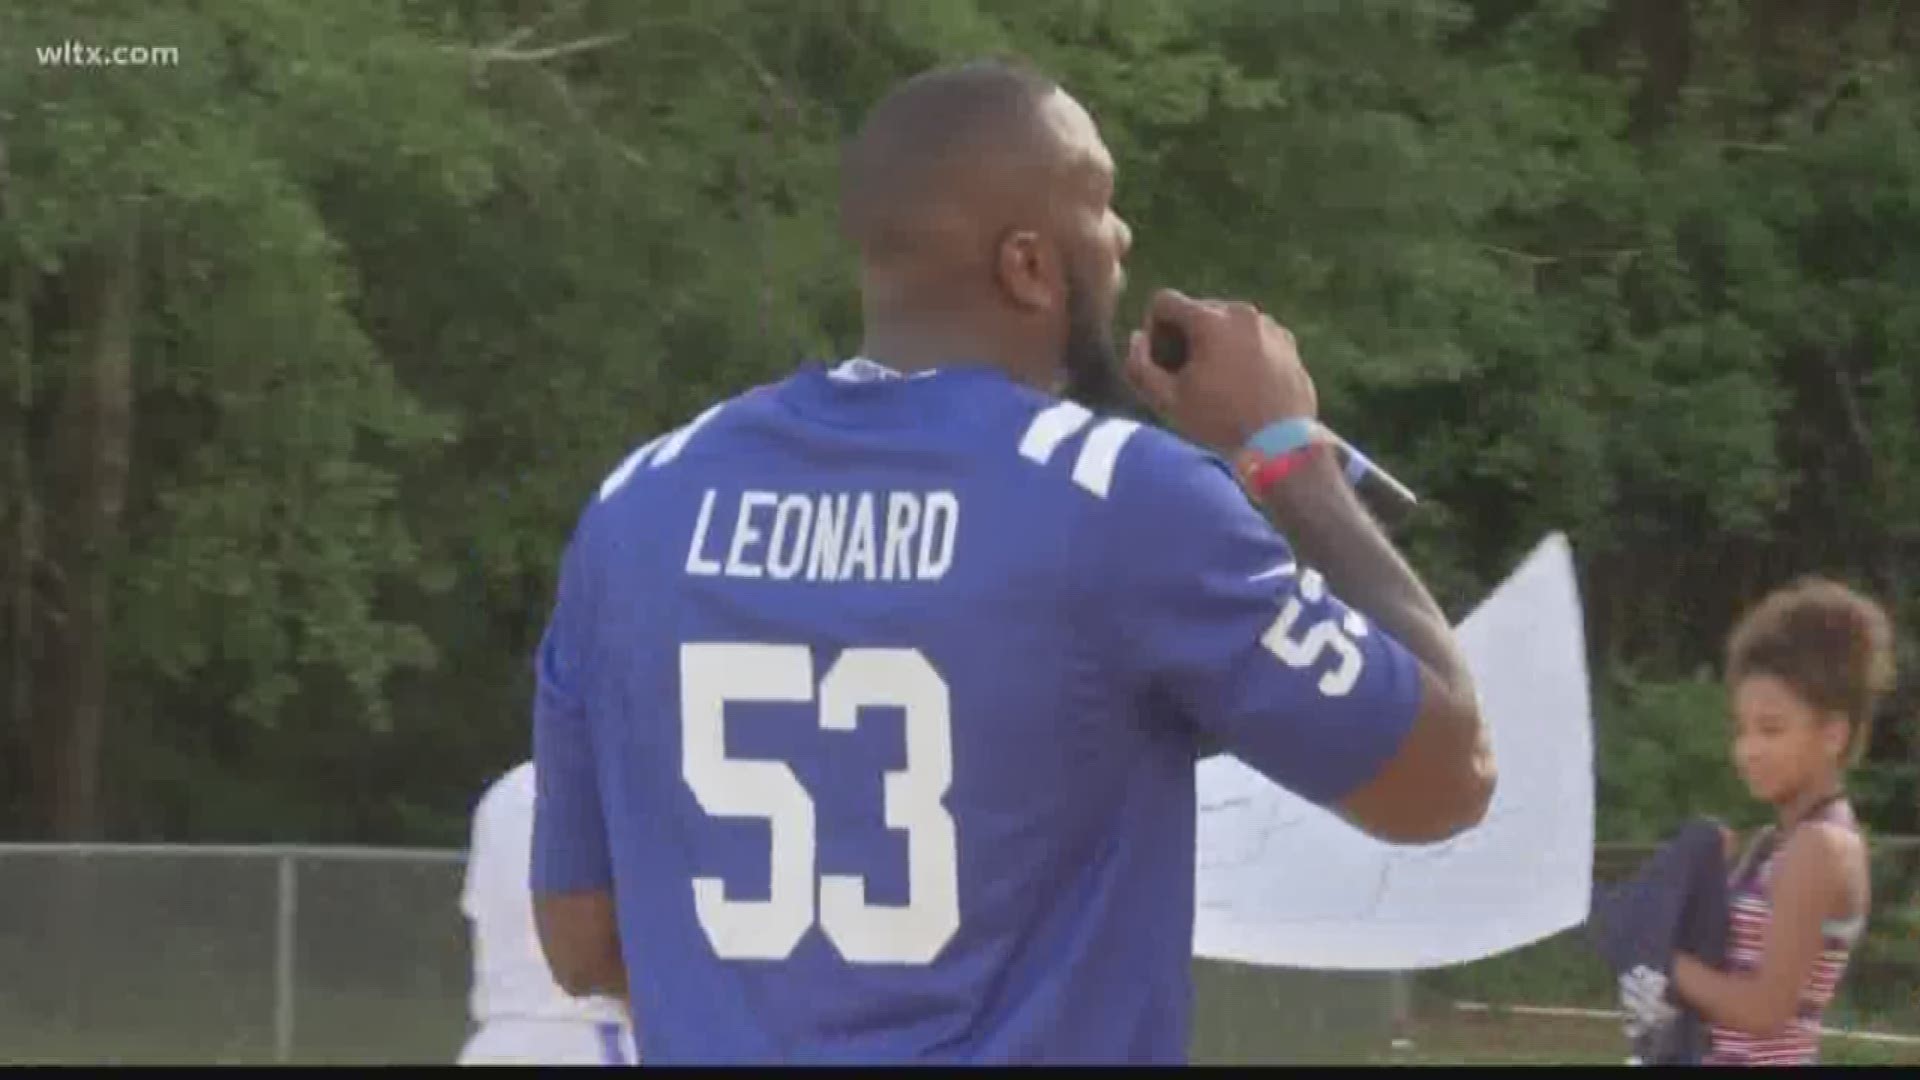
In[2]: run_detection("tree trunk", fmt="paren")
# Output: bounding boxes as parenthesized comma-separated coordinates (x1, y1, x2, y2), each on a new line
(32, 225, 138, 840)
(0, 132, 35, 829)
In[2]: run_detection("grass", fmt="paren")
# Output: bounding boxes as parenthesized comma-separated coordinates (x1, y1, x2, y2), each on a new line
(7, 1002, 1917, 1065)
(1, 954, 1911, 1065)
(1371, 1008, 1920, 1067)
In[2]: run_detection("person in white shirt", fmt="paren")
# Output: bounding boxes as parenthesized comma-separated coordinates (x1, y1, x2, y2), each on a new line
(457, 760, 639, 1065)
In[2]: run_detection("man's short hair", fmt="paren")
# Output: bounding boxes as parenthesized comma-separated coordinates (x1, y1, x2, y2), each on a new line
(838, 57, 1063, 245)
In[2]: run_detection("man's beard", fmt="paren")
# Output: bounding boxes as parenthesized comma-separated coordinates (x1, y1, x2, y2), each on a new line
(1059, 273, 1131, 411)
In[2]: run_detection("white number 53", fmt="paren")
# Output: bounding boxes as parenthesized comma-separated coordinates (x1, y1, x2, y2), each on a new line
(680, 642, 960, 965)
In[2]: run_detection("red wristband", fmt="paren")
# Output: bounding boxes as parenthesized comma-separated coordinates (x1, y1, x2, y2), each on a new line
(1237, 442, 1325, 499)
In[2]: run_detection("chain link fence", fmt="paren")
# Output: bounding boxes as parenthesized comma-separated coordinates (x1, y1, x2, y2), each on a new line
(0, 844, 468, 1065)
(0, 839, 1910, 1064)
(0, 842, 1407, 1065)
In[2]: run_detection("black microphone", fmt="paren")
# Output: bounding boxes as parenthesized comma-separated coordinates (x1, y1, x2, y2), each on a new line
(1147, 320, 1420, 517)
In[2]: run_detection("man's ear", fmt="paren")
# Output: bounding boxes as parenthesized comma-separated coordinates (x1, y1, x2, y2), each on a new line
(995, 229, 1061, 312)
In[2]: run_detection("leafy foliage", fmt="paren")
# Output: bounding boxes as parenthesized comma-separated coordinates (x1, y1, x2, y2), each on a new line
(0, 0, 1914, 841)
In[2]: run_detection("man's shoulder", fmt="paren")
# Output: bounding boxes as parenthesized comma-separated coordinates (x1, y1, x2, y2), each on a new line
(576, 384, 1239, 547)
(1006, 401, 1227, 509)
(591, 382, 786, 508)
(1108, 421, 1237, 503)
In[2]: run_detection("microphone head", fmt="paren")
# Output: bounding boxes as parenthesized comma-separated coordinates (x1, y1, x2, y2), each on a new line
(1322, 430, 1420, 525)
(1140, 315, 1420, 524)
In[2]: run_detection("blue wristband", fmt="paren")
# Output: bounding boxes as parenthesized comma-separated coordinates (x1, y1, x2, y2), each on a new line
(1243, 418, 1320, 461)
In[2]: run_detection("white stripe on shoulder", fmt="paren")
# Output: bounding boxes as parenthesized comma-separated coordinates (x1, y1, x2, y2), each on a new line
(1019, 401, 1093, 465)
(1071, 418, 1141, 499)
(650, 402, 727, 468)
(597, 434, 667, 502)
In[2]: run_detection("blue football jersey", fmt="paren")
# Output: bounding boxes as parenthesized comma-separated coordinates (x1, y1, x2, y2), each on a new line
(530, 359, 1423, 1064)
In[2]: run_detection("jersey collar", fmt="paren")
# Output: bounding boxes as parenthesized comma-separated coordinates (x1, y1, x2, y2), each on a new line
(781, 357, 1033, 429)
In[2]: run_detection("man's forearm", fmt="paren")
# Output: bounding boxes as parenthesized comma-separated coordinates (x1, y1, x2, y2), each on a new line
(575, 947, 629, 1000)
(1258, 450, 1474, 699)
(535, 891, 630, 1001)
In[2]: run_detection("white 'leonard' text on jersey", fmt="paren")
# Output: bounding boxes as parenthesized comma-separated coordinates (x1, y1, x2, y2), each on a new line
(686, 488, 960, 583)
(646, 393, 1147, 587)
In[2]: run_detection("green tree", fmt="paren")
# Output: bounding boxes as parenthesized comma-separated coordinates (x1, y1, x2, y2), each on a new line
(3, 0, 1913, 844)
(1, 1, 478, 837)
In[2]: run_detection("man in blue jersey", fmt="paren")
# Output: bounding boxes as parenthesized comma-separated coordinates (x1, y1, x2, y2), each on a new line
(529, 58, 1495, 1064)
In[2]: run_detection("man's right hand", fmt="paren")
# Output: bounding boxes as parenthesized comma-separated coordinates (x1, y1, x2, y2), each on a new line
(1121, 290, 1492, 845)
(1122, 289, 1318, 459)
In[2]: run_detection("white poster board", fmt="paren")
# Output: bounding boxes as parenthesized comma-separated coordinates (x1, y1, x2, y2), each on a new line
(1193, 532, 1595, 970)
